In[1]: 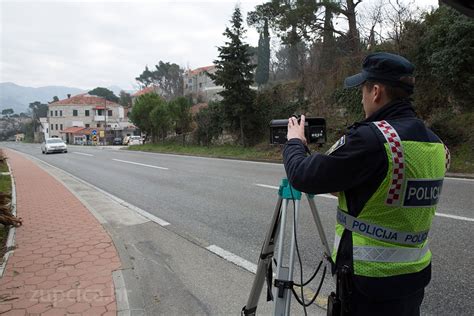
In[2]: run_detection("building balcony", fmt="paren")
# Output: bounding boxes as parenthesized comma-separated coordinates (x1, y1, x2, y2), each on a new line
(94, 115, 105, 121)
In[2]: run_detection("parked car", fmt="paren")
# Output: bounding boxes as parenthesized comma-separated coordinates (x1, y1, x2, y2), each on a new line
(128, 136, 143, 145)
(122, 136, 130, 145)
(112, 137, 123, 145)
(41, 138, 67, 154)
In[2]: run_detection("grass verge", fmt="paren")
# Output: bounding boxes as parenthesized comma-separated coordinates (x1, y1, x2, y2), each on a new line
(127, 142, 285, 162)
(450, 144, 474, 174)
(0, 153, 10, 263)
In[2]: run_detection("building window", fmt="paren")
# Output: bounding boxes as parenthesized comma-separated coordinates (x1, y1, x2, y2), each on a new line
(50, 125, 53, 131)
(55, 124, 58, 130)
(50, 111, 53, 117)
(97, 109, 103, 116)
(85, 110, 89, 117)
(55, 110, 58, 116)
(60, 110, 62, 116)
(85, 124, 90, 128)
(108, 110, 112, 116)
(97, 124, 100, 128)
(60, 124, 63, 130)
(199, 83, 202, 88)
(73, 110, 78, 116)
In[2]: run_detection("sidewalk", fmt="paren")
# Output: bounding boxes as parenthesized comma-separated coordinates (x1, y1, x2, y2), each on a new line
(0, 150, 121, 315)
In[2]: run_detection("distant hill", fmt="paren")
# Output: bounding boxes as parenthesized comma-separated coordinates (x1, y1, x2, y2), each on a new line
(0, 82, 132, 114)
(0, 82, 85, 114)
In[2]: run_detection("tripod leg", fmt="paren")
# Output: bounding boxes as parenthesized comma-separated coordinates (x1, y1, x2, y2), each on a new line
(306, 195, 332, 260)
(274, 199, 300, 316)
(242, 197, 283, 316)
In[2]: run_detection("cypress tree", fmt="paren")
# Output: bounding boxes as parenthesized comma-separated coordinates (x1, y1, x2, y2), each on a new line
(255, 19, 270, 87)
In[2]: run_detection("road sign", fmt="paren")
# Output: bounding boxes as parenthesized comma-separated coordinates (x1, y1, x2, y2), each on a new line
(91, 129, 97, 136)
(99, 130, 105, 137)
(92, 135, 98, 142)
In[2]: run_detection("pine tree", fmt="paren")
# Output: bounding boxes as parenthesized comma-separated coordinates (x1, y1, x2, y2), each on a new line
(209, 7, 256, 146)
(255, 19, 270, 87)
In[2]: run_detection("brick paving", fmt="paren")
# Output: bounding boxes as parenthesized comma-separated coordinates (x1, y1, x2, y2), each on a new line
(0, 150, 121, 315)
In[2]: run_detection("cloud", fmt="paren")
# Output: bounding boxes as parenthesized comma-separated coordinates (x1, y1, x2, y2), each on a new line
(1, 0, 264, 90)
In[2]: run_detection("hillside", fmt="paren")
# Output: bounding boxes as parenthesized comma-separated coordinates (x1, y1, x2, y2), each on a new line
(0, 83, 131, 114)
(0, 82, 85, 114)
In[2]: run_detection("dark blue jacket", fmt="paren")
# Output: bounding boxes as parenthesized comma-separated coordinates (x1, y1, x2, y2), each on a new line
(283, 99, 441, 299)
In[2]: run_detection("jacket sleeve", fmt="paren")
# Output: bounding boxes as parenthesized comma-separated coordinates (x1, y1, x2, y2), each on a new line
(283, 126, 385, 195)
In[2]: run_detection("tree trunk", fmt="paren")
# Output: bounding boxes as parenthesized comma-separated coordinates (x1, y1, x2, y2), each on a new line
(240, 116, 245, 147)
(320, 5, 335, 71)
(346, 0, 360, 53)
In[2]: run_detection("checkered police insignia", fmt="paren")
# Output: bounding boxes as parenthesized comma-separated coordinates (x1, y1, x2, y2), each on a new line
(443, 143, 451, 172)
(373, 120, 405, 205)
(326, 135, 346, 155)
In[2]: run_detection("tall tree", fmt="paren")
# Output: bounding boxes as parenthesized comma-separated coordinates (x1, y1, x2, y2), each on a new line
(150, 98, 171, 142)
(88, 87, 119, 103)
(1, 109, 14, 117)
(208, 6, 256, 146)
(255, 19, 271, 87)
(129, 93, 161, 141)
(29, 101, 48, 118)
(119, 91, 132, 108)
(136, 62, 184, 99)
(168, 97, 192, 145)
(135, 66, 154, 88)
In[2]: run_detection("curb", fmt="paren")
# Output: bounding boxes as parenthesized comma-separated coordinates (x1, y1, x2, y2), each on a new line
(446, 172, 474, 179)
(0, 159, 17, 277)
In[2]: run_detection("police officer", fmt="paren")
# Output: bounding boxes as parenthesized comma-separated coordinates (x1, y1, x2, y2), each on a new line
(283, 52, 449, 316)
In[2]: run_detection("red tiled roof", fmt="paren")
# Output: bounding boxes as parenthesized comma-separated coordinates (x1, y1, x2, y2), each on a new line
(61, 127, 86, 134)
(132, 86, 159, 97)
(191, 103, 208, 115)
(50, 94, 120, 107)
(187, 65, 215, 76)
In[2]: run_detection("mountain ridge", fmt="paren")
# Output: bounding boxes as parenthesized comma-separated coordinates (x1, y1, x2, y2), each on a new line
(0, 82, 132, 114)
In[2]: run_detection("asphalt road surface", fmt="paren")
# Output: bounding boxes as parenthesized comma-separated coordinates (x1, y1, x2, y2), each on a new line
(3, 142, 473, 315)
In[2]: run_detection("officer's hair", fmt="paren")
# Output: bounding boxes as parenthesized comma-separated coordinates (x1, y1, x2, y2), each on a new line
(364, 80, 411, 101)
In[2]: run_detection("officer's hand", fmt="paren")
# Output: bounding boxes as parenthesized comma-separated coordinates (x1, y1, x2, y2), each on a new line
(287, 115, 307, 145)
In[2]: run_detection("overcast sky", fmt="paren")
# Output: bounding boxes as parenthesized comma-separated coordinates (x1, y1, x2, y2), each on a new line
(1, 0, 439, 92)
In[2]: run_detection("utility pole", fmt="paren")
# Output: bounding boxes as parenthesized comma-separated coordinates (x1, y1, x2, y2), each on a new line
(104, 96, 107, 145)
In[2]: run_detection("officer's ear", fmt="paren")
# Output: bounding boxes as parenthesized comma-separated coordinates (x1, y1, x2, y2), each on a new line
(372, 84, 383, 103)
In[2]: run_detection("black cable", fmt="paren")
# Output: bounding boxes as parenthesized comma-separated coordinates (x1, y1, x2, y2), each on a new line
(294, 260, 322, 287)
(292, 265, 327, 307)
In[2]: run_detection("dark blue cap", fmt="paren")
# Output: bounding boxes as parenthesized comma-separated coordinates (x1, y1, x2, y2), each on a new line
(344, 52, 415, 94)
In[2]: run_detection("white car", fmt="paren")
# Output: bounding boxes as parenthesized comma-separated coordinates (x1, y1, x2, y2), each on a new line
(128, 136, 143, 145)
(41, 138, 68, 154)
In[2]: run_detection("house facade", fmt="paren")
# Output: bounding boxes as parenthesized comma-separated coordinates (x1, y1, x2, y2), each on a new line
(184, 65, 223, 103)
(48, 94, 134, 144)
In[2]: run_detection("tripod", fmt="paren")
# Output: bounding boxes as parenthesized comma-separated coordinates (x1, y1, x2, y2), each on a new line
(242, 179, 333, 316)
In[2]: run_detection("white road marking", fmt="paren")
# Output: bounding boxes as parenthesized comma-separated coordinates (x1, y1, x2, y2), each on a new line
(72, 152, 94, 157)
(112, 158, 168, 170)
(206, 245, 257, 274)
(255, 184, 279, 190)
(435, 212, 474, 222)
(254, 184, 337, 200)
(254, 183, 473, 222)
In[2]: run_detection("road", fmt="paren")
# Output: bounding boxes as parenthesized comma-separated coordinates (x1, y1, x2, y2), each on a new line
(2, 142, 473, 315)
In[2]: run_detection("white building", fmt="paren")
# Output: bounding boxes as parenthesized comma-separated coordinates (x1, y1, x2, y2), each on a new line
(47, 93, 135, 144)
(184, 65, 223, 103)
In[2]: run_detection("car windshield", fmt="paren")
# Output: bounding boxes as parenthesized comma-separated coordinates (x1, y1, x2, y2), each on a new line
(46, 139, 64, 144)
